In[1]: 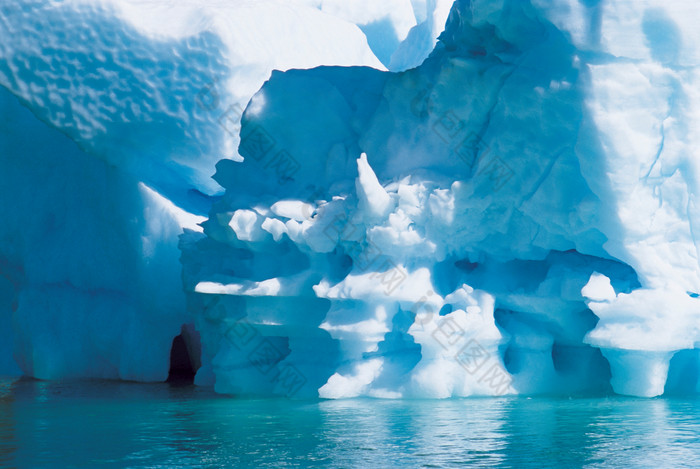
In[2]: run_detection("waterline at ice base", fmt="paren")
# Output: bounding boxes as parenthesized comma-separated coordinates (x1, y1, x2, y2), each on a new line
(2, 0, 700, 399)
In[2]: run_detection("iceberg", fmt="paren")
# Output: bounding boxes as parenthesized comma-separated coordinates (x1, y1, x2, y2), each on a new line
(3, 0, 700, 398)
(182, 0, 700, 398)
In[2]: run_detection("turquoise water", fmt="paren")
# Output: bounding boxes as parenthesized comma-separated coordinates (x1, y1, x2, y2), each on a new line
(1, 378, 699, 468)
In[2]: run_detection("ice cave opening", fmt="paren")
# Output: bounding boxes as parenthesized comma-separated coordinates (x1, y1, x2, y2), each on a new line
(167, 325, 201, 384)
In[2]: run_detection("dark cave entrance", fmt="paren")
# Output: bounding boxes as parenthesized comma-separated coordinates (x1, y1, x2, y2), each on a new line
(167, 324, 201, 384)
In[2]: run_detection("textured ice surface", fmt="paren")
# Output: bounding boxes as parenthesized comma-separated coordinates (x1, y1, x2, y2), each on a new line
(0, 0, 404, 378)
(3, 0, 700, 398)
(182, 0, 700, 398)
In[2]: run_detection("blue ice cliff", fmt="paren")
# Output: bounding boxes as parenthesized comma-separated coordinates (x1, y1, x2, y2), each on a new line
(1, 0, 700, 398)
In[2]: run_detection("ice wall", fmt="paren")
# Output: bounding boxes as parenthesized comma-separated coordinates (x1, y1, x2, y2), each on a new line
(3, 0, 699, 398)
(183, 0, 700, 398)
(0, 86, 197, 380)
(0, 0, 401, 378)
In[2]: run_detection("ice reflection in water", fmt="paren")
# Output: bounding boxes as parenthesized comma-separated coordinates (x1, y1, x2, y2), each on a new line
(0, 378, 699, 468)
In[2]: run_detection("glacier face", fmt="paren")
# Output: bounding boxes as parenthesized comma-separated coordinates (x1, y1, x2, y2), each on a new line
(3, 0, 700, 398)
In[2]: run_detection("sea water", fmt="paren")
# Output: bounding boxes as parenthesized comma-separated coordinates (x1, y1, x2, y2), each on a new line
(1, 378, 698, 468)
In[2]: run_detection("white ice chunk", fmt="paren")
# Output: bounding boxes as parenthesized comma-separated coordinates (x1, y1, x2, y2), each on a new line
(356, 153, 394, 220)
(271, 200, 315, 222)
(581, 272, 616, 302)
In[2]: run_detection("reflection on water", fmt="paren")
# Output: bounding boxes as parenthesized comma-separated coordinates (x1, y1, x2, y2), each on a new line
(0, 377, 699, 468)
